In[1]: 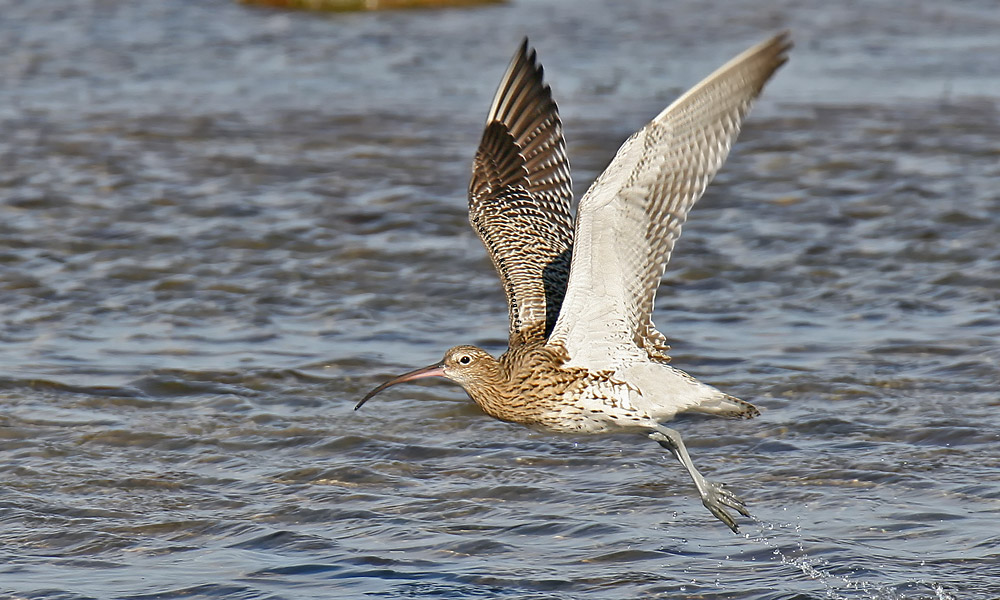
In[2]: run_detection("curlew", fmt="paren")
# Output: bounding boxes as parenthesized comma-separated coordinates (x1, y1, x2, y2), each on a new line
(356, 33, 791, 532)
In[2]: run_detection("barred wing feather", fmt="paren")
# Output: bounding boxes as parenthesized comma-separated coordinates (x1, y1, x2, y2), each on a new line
(469, 39, 574, 347)
(548, 33, 792, 368)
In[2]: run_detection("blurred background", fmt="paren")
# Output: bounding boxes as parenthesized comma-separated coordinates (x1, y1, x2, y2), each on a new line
(1, 0, 998, 598)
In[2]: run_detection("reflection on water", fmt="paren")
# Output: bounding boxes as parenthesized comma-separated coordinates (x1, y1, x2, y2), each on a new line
(1, 1, 998, 598)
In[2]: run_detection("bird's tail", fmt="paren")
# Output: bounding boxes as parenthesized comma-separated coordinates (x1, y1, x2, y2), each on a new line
(690, 392, 760, 419)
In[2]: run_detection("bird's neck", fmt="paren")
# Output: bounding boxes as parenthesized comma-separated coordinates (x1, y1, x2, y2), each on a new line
(464, 343, 572, 425)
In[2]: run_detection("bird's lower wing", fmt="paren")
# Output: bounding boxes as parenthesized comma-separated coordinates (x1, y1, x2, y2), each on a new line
(547, 33, 792, 368)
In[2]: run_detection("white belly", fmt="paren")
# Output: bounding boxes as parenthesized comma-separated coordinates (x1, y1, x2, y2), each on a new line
(542, 360, 724, 433)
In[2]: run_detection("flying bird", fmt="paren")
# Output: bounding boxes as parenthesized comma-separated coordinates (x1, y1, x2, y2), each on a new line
(357, 33, 791, 532)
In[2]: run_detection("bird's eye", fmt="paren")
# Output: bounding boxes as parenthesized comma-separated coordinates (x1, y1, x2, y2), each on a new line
(458, 355, 472, 365)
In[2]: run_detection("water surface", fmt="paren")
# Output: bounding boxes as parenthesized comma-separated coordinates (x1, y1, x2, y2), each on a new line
(1, 1, 999, 598)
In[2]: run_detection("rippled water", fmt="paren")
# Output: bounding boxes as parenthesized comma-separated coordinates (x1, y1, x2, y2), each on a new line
(2, 1, 999, 598)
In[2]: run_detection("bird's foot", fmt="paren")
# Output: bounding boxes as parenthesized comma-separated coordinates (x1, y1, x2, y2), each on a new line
(646, 426, 751, 533)
(701, 480, 750, 533)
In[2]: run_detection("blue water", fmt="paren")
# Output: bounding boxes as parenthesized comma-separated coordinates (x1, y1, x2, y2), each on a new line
(1, 0, 998, 598)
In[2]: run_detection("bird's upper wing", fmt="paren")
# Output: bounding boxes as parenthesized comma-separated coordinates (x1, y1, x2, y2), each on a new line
(547, 33, 791, 368)
(469, 39, 574, 348)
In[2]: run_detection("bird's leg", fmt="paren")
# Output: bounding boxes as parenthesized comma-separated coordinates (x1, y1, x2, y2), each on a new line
(647, 425, 750, 533)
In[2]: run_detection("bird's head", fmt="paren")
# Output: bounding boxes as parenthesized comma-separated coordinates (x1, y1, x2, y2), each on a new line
(355, 345, 499, 410)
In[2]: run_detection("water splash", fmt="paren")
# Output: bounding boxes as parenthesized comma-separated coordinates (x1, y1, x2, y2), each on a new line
(740, 512, 957, 600)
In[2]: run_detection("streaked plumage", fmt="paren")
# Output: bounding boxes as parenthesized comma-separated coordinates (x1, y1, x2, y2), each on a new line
(358, 33, 792, 532)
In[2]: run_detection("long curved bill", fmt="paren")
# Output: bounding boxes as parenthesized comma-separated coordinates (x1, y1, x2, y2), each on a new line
(355, 363, 446, 410)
